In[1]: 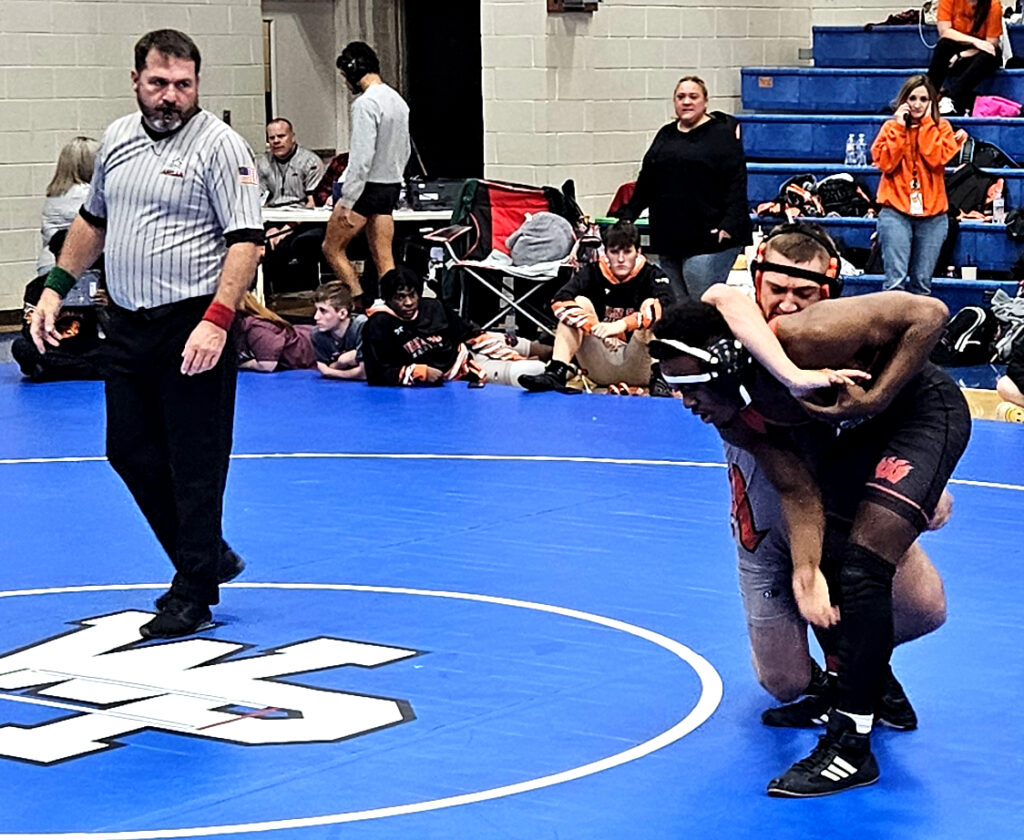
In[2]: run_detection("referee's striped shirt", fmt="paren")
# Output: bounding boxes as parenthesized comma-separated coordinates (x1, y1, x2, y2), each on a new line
(83, 110, 263, 310)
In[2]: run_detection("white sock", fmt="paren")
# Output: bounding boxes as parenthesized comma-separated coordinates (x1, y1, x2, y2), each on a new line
(835, 709, 873, 735)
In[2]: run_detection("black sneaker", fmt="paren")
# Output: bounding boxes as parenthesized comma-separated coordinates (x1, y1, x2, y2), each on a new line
(518, 360, 576, 393)
(766, 713, 880, 798)
(648, 363, 674, 398)
(876, 667, 917, 731)
(140, 597, 214, 640)
(761, 661, 833, 728)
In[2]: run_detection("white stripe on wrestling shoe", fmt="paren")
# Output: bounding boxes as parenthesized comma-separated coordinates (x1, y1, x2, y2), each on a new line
(820, 756, 858, 781)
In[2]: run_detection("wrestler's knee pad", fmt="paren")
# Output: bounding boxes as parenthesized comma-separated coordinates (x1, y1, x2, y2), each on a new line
(839, 544, 896, 603)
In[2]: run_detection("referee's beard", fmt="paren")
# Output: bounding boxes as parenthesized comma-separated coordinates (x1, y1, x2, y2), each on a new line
(140, 97, 199, 134)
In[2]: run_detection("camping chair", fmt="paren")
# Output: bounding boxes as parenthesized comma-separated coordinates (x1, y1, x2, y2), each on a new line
(425, 178, 584, 336)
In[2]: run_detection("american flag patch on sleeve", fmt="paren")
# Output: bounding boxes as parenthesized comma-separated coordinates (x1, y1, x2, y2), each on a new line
(238, 166, 258, 186)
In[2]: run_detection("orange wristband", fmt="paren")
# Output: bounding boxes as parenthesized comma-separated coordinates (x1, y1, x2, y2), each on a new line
(203, 301, 235, 331)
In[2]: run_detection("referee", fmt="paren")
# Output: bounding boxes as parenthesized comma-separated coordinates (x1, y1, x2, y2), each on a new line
(31, 30, 264, 639)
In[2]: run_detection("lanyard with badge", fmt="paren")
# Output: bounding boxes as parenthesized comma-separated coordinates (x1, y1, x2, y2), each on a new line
(908, 124, 924, 216)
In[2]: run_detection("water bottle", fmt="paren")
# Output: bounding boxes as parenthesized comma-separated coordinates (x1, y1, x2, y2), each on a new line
(855, 133, 867, 167)
(427, 245, 444, 286)
(993, 195, 1006, 224)
(844, 133, 857, 166)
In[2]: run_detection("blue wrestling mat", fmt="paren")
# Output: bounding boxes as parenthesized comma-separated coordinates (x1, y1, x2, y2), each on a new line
(1, 364, 1022, 839)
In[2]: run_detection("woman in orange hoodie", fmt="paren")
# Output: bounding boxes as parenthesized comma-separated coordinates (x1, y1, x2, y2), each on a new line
(872, 75, 964, 295)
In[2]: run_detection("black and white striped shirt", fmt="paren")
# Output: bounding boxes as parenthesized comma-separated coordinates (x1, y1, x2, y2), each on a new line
(84, 110, 263, 310)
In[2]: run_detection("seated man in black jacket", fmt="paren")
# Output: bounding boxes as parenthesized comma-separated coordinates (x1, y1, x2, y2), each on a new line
(518, 220, 676, 394)
(363, 266, 547, 387)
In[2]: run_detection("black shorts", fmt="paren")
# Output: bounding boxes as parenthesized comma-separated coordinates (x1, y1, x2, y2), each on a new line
(818, 363, 972, 533)
(351, 182, 402, 217)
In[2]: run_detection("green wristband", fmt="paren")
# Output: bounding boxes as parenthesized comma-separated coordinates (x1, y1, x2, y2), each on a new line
(44, 266, 77, 298)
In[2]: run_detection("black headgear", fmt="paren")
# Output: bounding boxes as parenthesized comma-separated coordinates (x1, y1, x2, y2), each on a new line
(750, 222, 844, 299)
(337, 42, 380, 87)
(649, 336, 752, 386)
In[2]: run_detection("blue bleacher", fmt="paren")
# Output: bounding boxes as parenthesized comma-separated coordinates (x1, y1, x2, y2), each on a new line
(812, 25, 1024, 69)
(747, 163, 1024, 206)
(738, 114, 1024, 162)
(842, 276, 1017, 313)
(748, 215, 1019, 272)
(742, 67, 1024, 114)
(735, 22, 1023, 323)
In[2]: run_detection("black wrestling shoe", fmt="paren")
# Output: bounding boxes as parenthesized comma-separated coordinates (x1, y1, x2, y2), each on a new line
(140, 597, 213, 640)
(762, 694, 831, 728)
(518, 359, 575, 393)
(761, 661, 833, 728)
(155, 549, 245, 611)
(875, 667, 918, 731)
(648, 363, 674, 398)
(766, 713, 879, 798)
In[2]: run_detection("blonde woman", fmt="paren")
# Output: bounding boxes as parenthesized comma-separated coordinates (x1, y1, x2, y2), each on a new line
(37, 137, 99, 274)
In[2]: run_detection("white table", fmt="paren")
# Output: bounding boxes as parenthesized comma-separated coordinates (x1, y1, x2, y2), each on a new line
(256, 206, 452, 301)
(262, 206, 450, 225)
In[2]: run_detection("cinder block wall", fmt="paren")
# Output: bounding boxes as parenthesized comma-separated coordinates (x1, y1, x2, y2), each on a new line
(0, 0, 264, 311)
(810, 1, 915, 26)
(481, 0, 815, 218)
(0, 0, 904, 312)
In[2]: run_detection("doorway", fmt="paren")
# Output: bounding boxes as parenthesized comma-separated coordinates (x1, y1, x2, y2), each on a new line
(401, 0, 483, 179)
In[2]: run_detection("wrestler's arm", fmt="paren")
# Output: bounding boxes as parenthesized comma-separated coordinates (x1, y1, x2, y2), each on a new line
(702, 284, 867, 397)
(719, 421, 838, 628)
(777, 291, 949, 417)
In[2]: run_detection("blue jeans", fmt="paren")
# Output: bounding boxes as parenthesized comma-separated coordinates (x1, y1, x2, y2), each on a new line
(660, 246, 743, 301)
(877, 207, 948, 295)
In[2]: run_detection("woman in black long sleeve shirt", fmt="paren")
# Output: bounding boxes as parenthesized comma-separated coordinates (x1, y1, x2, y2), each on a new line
(619, 76, 751, 300)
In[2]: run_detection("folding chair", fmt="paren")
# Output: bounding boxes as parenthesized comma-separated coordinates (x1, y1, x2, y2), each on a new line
(425, 178, 582, 336)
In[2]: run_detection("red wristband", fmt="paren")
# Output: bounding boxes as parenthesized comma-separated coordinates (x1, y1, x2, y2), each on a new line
(203, 301, 235, 331)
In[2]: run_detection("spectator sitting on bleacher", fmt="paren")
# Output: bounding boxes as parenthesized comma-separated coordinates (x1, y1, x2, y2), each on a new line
(518, 220, 675, 395)
(233, 293, 317, 373)
(996, 329, 1024, 415)
(259, 117, 328, 294)
(616, 75, 751, 300)
(872, 75, 964, 296)
(363, 266, 547, 388)
(927, 0, 1004, 116)
(311, 281, 367, 381)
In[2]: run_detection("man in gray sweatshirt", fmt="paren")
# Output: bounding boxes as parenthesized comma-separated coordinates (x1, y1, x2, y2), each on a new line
(323, 41, 410, 301)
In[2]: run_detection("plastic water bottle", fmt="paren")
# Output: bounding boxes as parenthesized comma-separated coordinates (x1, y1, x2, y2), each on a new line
(844, 133, 857, 166)
(855, 133, 867, 166)
(993, 195, 1006, 224)
(427, 246, 444, 286)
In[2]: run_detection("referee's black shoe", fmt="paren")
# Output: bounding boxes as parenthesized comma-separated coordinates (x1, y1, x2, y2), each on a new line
(766, 712, 879, 798)
(140, 597, 213, 640)
(155, 549, 245, 611)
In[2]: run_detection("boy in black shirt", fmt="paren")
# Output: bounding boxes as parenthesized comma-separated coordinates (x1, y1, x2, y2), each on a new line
(363, 266, 546, 387)
(519, 221, 675, 393)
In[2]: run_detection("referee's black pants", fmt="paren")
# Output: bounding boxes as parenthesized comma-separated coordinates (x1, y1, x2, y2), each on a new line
(102, 296, 236, 607)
